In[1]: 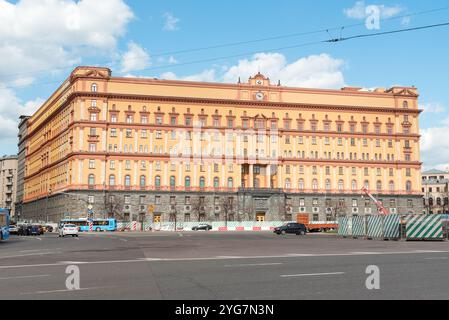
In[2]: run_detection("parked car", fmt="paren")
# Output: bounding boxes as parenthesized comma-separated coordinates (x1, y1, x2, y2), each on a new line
(59, 224, 79, 237)
(35, 225, 45, 235)
(274, 223, 307, 235)
(191, 224, 213, 231)
(17, 225, 29, 236)
(44, 225, 54, 233)
(9, 225, 18, 235)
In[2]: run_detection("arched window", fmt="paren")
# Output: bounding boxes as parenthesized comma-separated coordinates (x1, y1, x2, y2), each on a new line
(325, 179, 331, 191)
(91, 83, 98, 92)
(285, 178, 291, 189)
(140, 175, 146, 188)
(299, 179, 304, 190)
(406, 181, 412, 192)
(376, 181, 382, 192)
(199, 177, 205, 189)
(429, 197, 434, 206)
(364, 180, 370, 189)
(88, 174, 95, 186)
(312, 179, 318, 191)
(124, 175, 131, 187)
(227, 178, 233, 188)
(185, 176, 191, 188)
(214, 177, 219, 188)
(155, 176, 161, 187)
(109, 175, 115, 186)
(389, 181, 395, 192)
(437, 197, 442, 206)
(338, 180, 344, 191)
(170, 176, 176, 188)
(352, 180, 357, 191)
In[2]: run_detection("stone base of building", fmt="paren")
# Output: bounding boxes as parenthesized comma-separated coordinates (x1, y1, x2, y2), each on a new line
(22, 189, 424, 223)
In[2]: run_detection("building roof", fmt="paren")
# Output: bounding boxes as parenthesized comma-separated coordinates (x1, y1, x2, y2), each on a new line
(422, 169, 448, 175)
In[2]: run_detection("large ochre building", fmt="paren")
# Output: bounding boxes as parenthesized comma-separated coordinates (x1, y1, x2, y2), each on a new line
(22, 66, 423, 223)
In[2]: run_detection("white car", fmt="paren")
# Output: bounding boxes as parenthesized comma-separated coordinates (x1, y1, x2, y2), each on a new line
(59, 224, 79, 237)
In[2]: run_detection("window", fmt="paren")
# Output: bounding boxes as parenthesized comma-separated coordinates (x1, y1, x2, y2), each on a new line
(109, 175, 115, 186)
(200, 177, 205, 189)
(89, 143, 96, 152)
(338, 180, 344, 191)
(285, 179, 291, 189)
(91, 83, 98, 92)
(124, 175, 131, 187)
(110, 114, 117, 123)
(312, 179, 318, 191)
(155, 176, 161, 187)
(299, 179, 304, 190)
(185, 176, 191, 188)
(325, 179, 331, 191)
(352, 180, 357, 191)
(376, 181, 382, 192)
(406, 181, 412, 192)
(88, 196, 95, 204)
(110, 128, 117, 137)
(214, 177, 219, 188)
(88, 174, 95, 186)
(155, 196, 161, 205)
(89, 160, 95, 169)
(170, 176, 176, 188)
(124, 195, 131, 204)
(140, 176, 146, 188)
(90, 113, 97, 121)
(227, 178, 233, 188)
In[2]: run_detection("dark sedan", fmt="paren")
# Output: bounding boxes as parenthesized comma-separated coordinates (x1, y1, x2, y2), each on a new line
(191, 224, 213, 231)
(274, 223, 307, 235)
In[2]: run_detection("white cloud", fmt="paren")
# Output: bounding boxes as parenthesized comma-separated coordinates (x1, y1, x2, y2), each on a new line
(0, 85, 43, 143)
(223, 53, 346, 89)
(163, 12, 179, 31)
(344, 1, 404, 20)
(421, 125, 449, 169)
(161, 69, 217, 83)
(160, 53, 345, 89)
(420, 103, 445, 114)
(120, 42, 151, 73)
(0, 0, 134, 83)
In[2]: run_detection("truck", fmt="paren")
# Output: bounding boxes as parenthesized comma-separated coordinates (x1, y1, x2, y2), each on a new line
(296, 214, 337, 232)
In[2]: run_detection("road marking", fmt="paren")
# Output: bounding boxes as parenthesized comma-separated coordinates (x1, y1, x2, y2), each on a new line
(0, 274, 51, 280)
(424, 257, 449, 260)
(36, 237, 42, 241)
(2, 250, 449, 270)
(0, 252, 61, 260)
(281, 272, 345, 278)
(225, 263, 283, 267)
(21, 287, 107, 295)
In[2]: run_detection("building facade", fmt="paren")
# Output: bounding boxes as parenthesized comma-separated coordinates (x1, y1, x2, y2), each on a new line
(15, 115, 30, 221)
(22, 66, 423, 223)
(422, 169, 449, 214)
(0, 155, 18, 218)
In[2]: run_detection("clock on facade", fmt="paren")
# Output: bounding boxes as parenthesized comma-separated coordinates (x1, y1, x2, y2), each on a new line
(256, 80, 263, 85)
(255, 92, 265, 100)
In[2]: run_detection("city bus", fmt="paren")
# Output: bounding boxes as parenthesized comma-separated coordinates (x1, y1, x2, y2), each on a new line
(0, 208, 10, 241)
(59, 218, 117, 232)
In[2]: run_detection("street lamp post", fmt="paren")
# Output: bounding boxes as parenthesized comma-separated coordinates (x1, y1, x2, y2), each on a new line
(45, 188, 52, 223)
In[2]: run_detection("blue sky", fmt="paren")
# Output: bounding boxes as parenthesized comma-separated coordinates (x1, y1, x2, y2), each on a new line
(0, 0, 448, 169)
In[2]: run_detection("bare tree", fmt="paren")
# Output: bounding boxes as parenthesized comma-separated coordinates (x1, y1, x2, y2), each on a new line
(169, 203, 179, 231)
(240, 199, 254, 222)
(221, 196, 235, 226)
(190, 196, 205, 222)
(105, 195, 124, 221)
(329, 199, 347, 220)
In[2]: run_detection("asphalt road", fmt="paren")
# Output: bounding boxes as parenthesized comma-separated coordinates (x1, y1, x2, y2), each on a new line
(0, 231, 448, 300)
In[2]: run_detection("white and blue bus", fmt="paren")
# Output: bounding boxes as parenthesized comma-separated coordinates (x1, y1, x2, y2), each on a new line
(0, 208, 10, 241)
(59, 218, 117, 232)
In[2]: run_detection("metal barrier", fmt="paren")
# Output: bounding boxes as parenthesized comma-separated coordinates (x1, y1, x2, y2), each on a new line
(405, 214, 444, 240)
(338, 214, 445, 241)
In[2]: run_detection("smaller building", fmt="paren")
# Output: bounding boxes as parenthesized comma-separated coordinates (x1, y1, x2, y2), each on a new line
(422, 169, 449, 214)
(0, 155, 18, 219)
